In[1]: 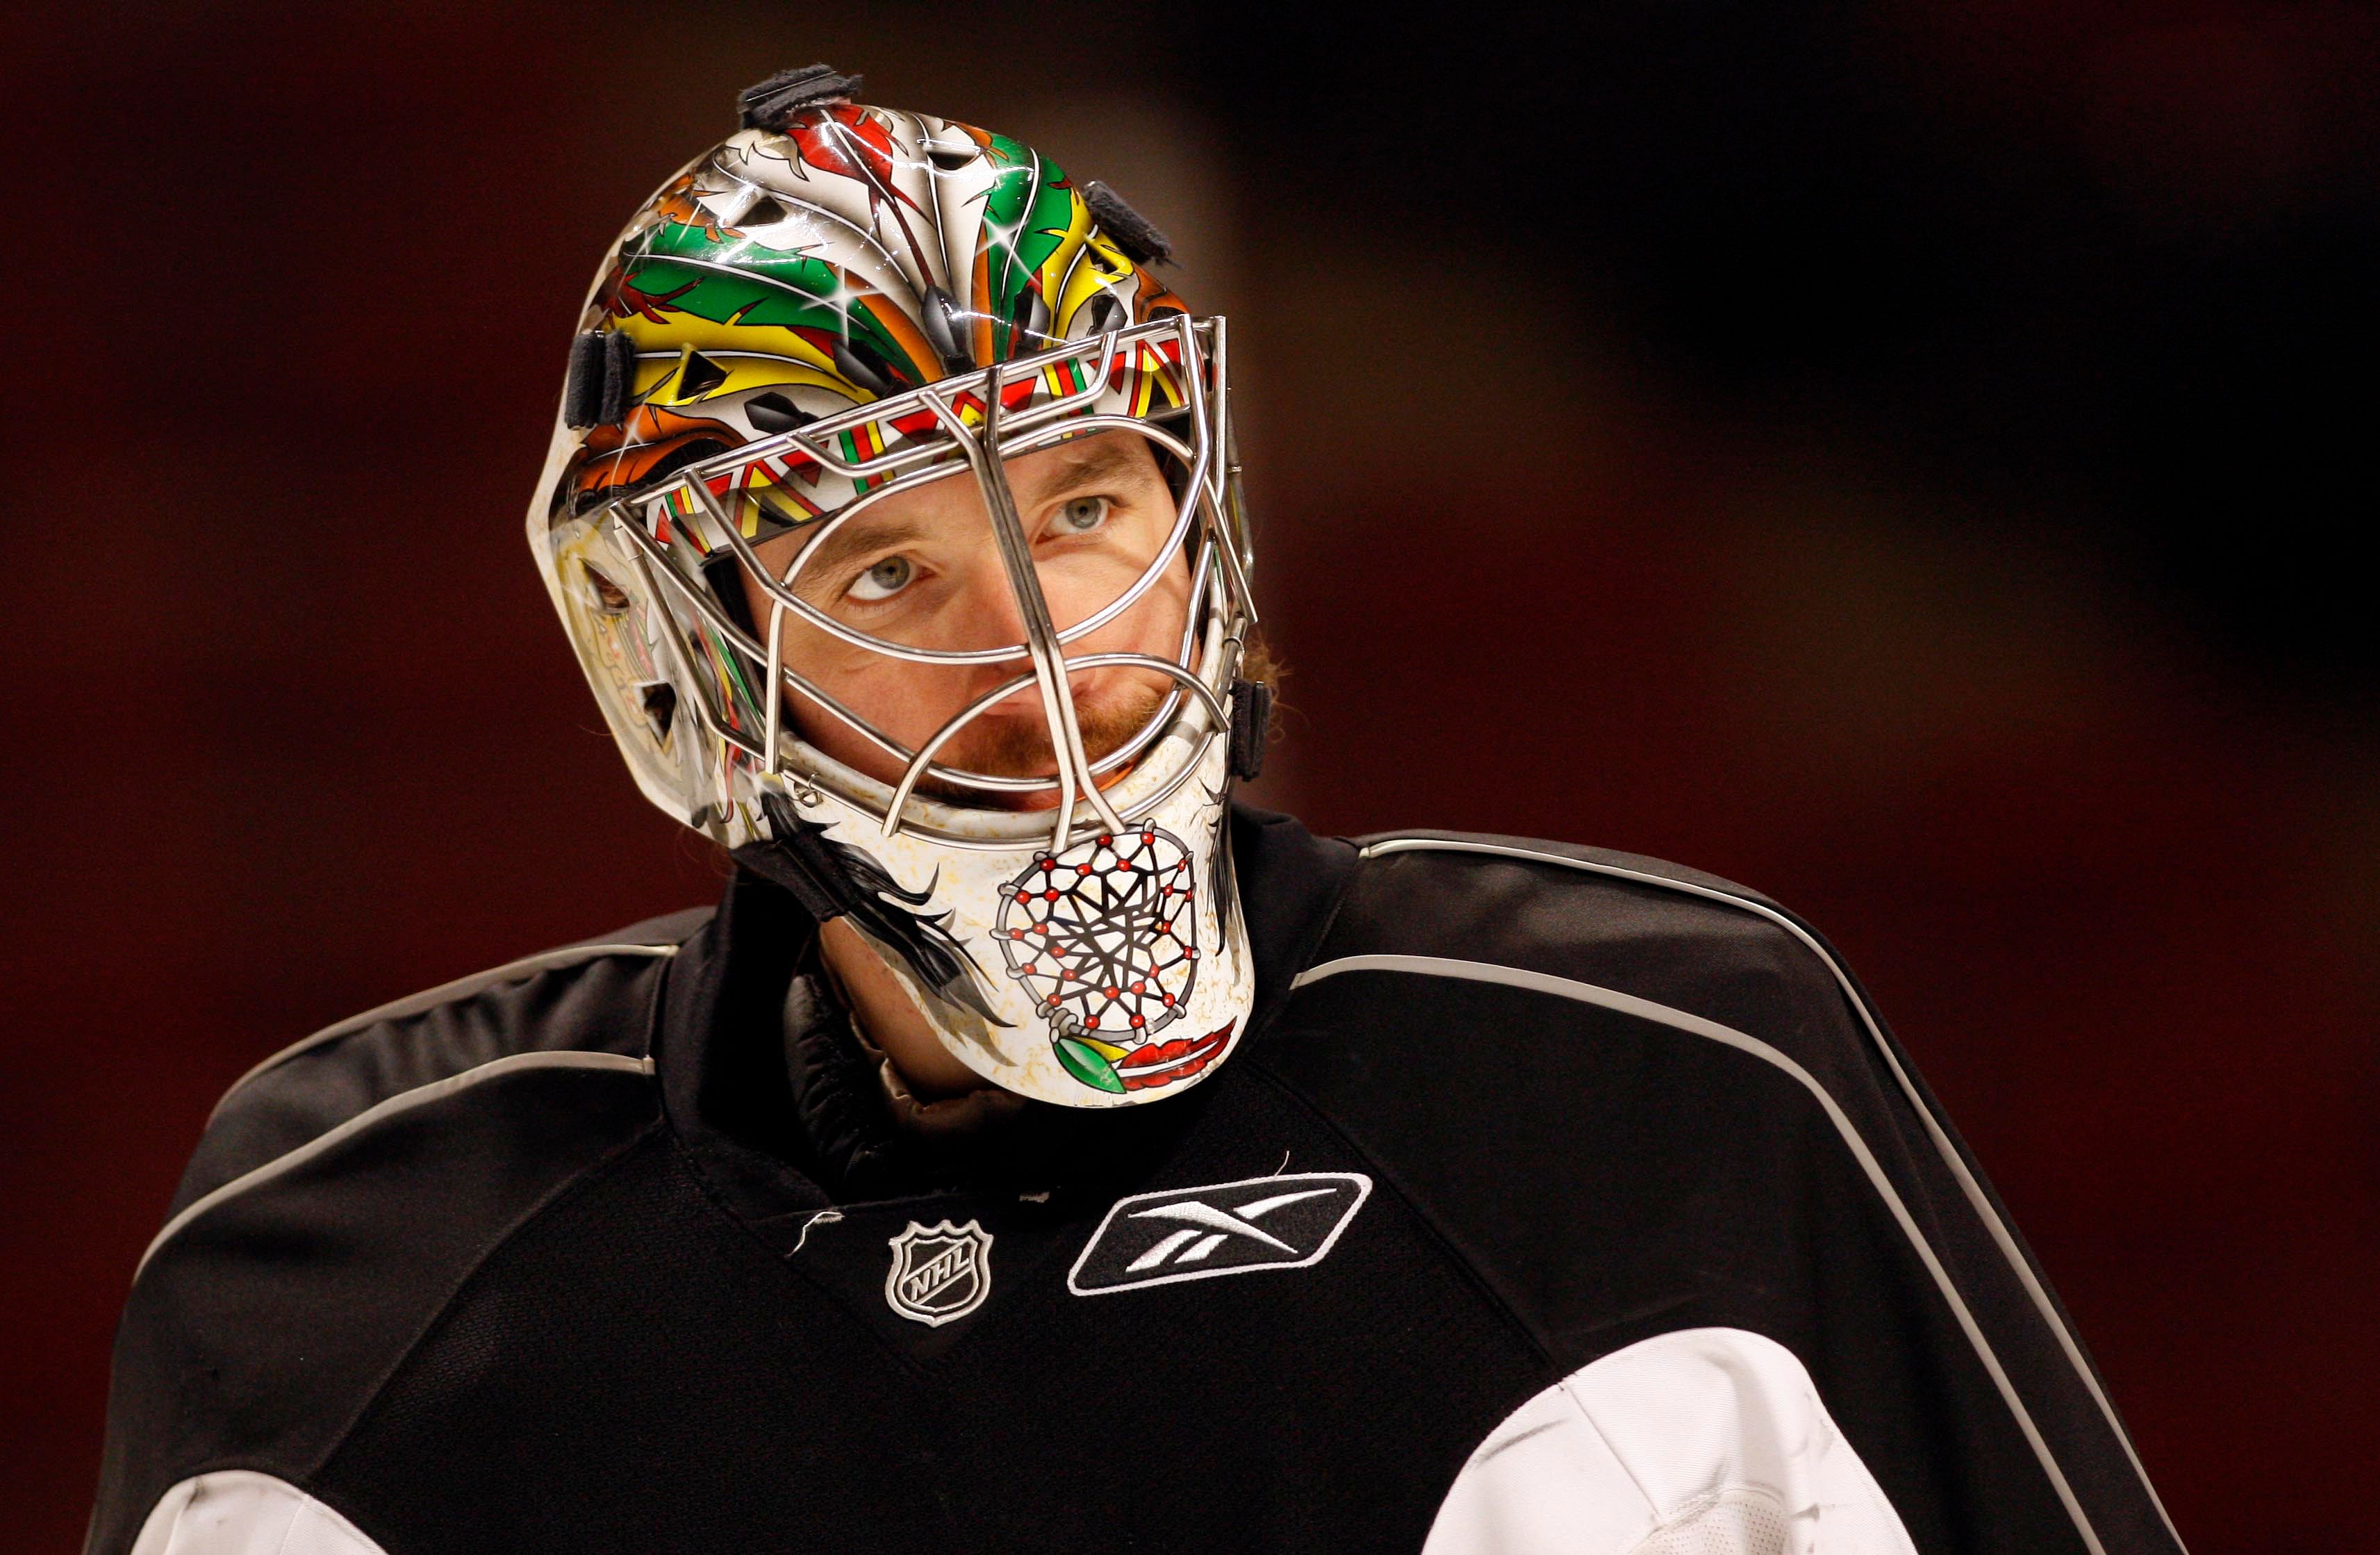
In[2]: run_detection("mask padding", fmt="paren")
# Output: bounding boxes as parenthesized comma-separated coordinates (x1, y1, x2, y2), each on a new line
(738, 65, 862, 131)
(1083, 181, 1174, 266)
(563, 333, 604, 429)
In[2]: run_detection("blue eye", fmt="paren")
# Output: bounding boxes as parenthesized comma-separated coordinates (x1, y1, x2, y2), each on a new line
(848, 554, 914, 602)
(1055, 495, 1109, 534)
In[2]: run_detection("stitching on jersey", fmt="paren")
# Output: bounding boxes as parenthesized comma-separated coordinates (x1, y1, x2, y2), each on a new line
(1352, 834, 2180, 1551)
(308, 1117, 670, 1486)
(138, 1051, 656, 1283)
(658, 1128, 945, 1384)
(1557, 1375, 1665, 1530)
(1234, 1056, 1556, 1374)
(1628, 1487, 1794, 1554)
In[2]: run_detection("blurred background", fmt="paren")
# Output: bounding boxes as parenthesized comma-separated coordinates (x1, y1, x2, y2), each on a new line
(6, 1, 2374, 1547)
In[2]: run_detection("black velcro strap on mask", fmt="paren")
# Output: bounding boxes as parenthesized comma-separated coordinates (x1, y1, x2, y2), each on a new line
(1082, 180, 1175, 266)
(737, 64, 862, 131)
(1228, 678, 1273, 782)
(563, 330, 640, 430)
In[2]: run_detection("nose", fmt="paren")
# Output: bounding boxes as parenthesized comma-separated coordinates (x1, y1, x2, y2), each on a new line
(948, 558, 1044, 714)
(948, 550, 1120, 721)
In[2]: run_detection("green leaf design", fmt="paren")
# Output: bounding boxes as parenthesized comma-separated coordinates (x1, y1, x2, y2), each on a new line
(973, 142, 1078, 361)
(618, 252, 928, 384)
(1055, 1035, 1126, 1094)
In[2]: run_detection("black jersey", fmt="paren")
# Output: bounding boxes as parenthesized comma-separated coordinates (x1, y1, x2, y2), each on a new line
(90, 806, 2181, 1554)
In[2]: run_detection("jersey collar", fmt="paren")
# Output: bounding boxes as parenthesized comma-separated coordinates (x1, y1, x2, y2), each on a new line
(651, 802, 1361, 1222)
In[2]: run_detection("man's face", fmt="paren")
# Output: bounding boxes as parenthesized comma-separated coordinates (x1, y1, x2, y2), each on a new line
(741, 431, 1191, 807)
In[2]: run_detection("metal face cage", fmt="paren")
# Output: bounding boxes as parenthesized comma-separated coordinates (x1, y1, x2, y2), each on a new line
(569, 314, 1255, 855)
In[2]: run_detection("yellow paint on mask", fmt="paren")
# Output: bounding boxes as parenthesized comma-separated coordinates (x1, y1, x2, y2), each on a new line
(1055, 231, 1139, 335)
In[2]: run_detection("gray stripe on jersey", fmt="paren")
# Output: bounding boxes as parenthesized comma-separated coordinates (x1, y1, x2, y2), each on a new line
(207, 942, 678, 1127)
(1291, 951, 2107, 1555)
(139, 1049, 652, 1283)
(1355, 834, 2183, 1552)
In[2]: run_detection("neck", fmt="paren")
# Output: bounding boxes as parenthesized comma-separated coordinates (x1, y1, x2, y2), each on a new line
(816, 917, 993, 1101)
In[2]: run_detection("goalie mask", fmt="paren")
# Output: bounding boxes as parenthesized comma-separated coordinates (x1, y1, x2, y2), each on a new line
(527, 67, 1262, 1108)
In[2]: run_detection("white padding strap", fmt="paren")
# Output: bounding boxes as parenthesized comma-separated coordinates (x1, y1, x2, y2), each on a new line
(1423, 1328, 1917, 1555)
(130, 1471, 387, 1555)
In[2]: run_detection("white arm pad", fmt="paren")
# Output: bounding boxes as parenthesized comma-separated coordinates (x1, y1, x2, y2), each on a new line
(1423, 1327, 1919, 1555)
(131, 1471, 387, 1555)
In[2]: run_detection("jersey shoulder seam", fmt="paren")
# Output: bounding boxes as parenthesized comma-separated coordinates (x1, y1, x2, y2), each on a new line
(1268, 831, 2180, 1547)
(303, 1116, 669, 1488)
(207, 914, 708, 1127)
(138, 1049, 657, 1284)
(1353, 828, 1774, 900)
(1341, 831, 1870, 1006)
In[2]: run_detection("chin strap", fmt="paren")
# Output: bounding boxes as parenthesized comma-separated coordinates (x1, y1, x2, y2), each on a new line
(734, 793, 1010, 1028)
(737, 793, 866, 923)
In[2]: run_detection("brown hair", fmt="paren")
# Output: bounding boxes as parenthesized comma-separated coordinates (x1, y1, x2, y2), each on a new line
(1237, 632, 1284, 694)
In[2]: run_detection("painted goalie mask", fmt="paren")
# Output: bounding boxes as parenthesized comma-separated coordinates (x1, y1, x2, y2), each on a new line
(527, 67, 1263, 1108)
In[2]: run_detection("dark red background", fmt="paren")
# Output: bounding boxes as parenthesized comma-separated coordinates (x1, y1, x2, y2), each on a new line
(7, 5, 2374, 1549)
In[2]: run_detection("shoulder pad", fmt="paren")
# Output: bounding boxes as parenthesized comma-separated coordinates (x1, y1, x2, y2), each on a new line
(163, 906, 709, 1246)
(1309, 831, 1849, 1040)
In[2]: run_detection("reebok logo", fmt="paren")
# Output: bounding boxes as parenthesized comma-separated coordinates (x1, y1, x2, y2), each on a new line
(1068, 1172, 1372, 1295)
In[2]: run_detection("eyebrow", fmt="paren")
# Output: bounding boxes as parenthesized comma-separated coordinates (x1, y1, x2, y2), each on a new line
(1012, 436, 1159, 502)
(770, 436, 1158, 595)
(783, 513, 929, 595)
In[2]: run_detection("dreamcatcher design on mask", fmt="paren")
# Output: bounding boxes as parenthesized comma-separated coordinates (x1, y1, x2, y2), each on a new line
(995, 827, 1205, 1093)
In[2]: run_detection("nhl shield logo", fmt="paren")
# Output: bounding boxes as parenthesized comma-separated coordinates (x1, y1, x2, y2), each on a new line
(884, 1219, 994, 1326)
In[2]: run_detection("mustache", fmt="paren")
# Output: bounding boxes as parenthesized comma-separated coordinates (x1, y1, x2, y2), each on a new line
(918, 679, 1171, 801)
